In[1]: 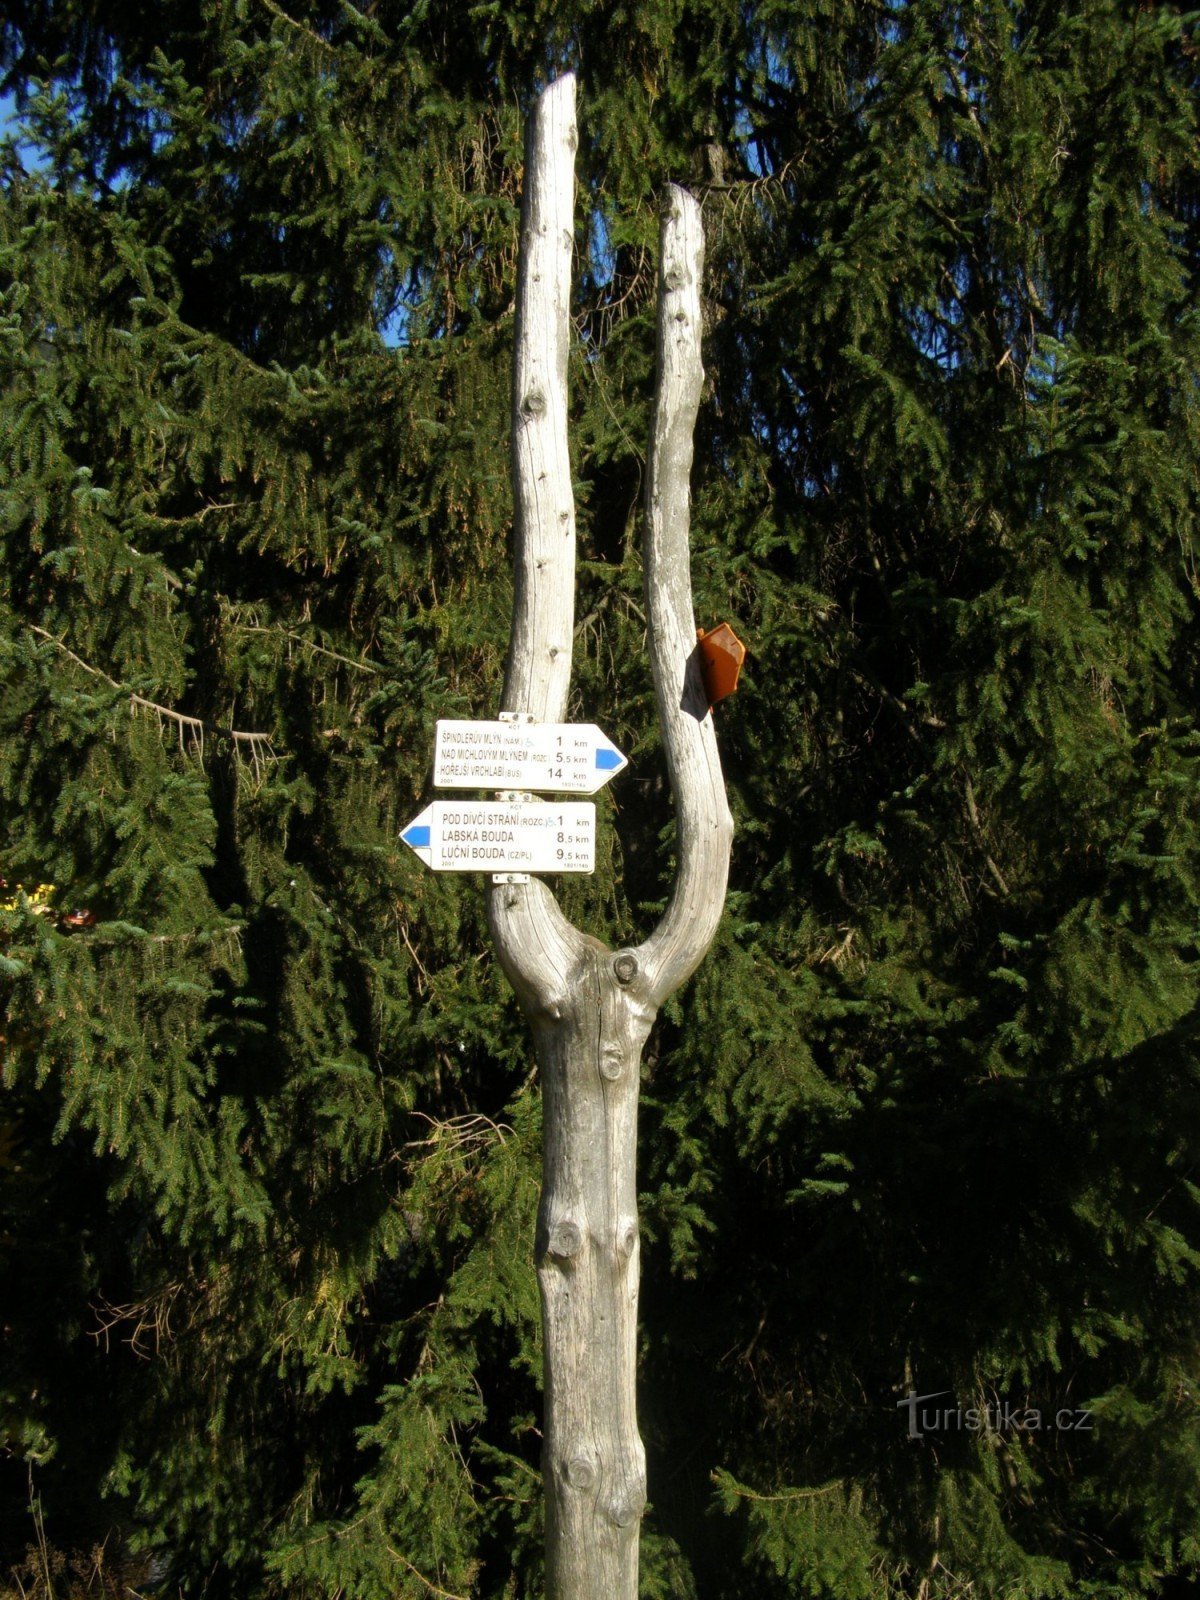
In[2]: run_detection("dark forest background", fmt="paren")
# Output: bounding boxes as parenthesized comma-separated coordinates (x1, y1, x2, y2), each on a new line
(2, 2, 1200, 1595)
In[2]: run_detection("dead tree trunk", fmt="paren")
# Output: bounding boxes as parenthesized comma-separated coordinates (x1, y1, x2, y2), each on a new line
(485, 73, 732, 1600)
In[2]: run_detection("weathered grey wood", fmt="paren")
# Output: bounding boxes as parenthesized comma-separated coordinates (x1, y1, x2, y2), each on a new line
(531, 953, 654, 1600)
(487, 73, 589, 1016)
(635, 186, 734, 1006)
(485, 76, 732, 1600)
(506, 72, 577, 727)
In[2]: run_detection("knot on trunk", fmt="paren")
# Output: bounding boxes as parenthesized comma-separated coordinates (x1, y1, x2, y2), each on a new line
(520, 387, 547, 420)
(609, 1480, 647, 1529)
(612, 950, 639, 984)
(599, 1045, 625, 1081)
(544, 1218, 584, 1261)
(562, 1453, 596, 1491)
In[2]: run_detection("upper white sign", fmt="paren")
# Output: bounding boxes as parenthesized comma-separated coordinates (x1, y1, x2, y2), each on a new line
(433, 719, 628, 794)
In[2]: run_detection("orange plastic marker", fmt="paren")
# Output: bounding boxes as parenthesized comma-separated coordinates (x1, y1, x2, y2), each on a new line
(696, 623, 746, 707)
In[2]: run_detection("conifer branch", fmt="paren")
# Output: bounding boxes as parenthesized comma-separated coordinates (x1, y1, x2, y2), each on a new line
(256, 0, 338, 53)
(963, 772, 1011, 896)
(235, 625, 381, 674)
(713, 1472, 846, 1503)
(28, 626, 278, 760)
(577, 345, 648, 468)
(117, 547, 185, 592)
(134, 502, 242, 527)
(384, 1546, 469, 1600)
(402, 1112, 512, 1151)
(90, 1283, 185, 1359)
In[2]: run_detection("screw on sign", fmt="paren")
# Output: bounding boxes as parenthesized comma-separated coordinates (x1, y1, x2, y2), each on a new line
(696, 623, 746, 708)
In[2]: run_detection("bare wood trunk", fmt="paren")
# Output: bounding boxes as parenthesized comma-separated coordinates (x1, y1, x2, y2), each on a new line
(533, 951, 654, 1598)
(635, 185, 734, 1004)
(486, 74, 730, 1600)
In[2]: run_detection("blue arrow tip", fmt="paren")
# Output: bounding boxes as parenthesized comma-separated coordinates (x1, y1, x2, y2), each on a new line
(403, 824, 431, 849)
(595, 747, 622, 771)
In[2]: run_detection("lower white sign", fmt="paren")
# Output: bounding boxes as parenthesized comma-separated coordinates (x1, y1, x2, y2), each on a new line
(401, 800, 595, 874)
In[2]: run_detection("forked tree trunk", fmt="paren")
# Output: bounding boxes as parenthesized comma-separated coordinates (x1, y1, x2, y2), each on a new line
(485, 73, 732, 1600)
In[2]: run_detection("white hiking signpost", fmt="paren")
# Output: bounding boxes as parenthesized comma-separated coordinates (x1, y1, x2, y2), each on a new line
(433, 717, 627, 793)
(400, 714, 625, 872)
(401, 799, 596, 874)
(401, 73, 732, 1600)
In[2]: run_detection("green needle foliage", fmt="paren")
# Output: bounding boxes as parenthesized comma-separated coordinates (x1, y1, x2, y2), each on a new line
(1, 3, 1198, 1597)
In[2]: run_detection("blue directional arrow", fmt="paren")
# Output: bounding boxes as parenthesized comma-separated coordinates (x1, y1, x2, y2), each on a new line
(402, 824, 431, 849)
(595, 747, 623, 771)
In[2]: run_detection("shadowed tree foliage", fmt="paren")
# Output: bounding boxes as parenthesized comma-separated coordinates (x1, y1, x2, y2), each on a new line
(1, 2, 1199, 1596)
